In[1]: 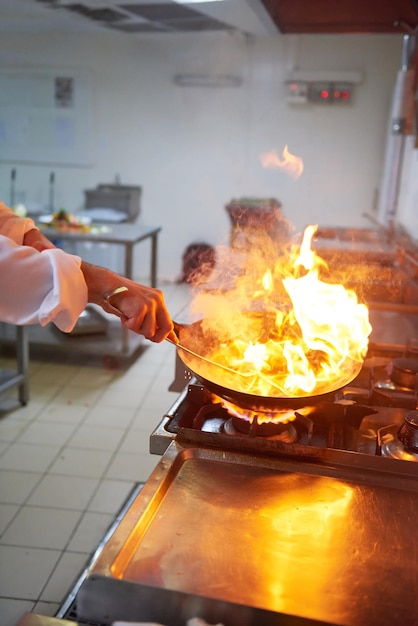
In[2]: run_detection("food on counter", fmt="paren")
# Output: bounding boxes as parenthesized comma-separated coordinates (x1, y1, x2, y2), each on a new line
(39, 208, 91, 232)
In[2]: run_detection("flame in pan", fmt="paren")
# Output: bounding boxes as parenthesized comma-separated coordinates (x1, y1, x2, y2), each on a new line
(184, 224, 371, 398)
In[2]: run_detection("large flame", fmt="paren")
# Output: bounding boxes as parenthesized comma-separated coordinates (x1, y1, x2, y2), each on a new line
(259, 145, 304, 180)
(184, 225, 372, 399)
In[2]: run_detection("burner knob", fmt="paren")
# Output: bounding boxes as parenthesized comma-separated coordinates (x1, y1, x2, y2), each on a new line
(398, 410, 418, 453)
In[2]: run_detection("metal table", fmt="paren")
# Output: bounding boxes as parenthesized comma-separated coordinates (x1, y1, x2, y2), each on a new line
(0, 325, 29, 405)
(37, 221, 161, 285)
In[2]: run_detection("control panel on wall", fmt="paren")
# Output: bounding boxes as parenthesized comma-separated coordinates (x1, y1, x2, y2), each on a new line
(286, 80, 354, 104)
(284, 71, 362, 105)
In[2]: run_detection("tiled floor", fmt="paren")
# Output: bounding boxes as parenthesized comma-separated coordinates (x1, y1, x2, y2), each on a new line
(0, 282, 192, 626)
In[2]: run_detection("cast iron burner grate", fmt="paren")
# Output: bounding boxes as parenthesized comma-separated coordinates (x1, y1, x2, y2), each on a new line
(165, 382, 380, 453)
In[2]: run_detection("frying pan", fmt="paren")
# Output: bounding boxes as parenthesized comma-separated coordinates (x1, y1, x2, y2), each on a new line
(169, 318, 363, 412)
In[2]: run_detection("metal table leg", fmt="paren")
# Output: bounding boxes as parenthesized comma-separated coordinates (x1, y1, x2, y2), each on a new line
(16, 326, 29, 405)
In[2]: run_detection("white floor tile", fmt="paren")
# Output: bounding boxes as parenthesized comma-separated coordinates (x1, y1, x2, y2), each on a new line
(67, 424, 125, 452)
(2, 400, 45, 422)
(0, 443, 59, 473)
(27, 385, 62, 403)
(57, 366, 116, 389)
(0, 418, 31, 444)
(1, 505, 82, 549)
(39, 550, 90, 603)
(29, 364, 79, 387)
(94, 387, 144, 410)
(36, 402, 90, 425)
(66, 511, 114, 553)
(118, 430, 152, 455)
(27, 475, 99, 510)
(88, 479, 136, 515)
(0, 503, 19, 535)
(51, 385, 105, 407)
(105, 451, 158, 483)
(0, 545, 61, 598)
(48, 446, 113, 478)
(0, 599, 35, 626)
(0, 470, 43, 505)
(16, 421, 77, 447)
(83, 405, 135, 429)
(32, 601, 60, 617)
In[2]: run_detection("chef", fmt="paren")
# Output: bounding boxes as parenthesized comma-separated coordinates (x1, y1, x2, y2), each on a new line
(0, 201, 175, 343)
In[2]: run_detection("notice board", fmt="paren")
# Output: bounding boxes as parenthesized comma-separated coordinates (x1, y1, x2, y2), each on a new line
(0, 67, 94, 166)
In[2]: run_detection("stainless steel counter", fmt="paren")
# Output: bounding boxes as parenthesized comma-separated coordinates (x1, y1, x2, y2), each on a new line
(37, 221, 161, 286)
(76, 440, 418, 626)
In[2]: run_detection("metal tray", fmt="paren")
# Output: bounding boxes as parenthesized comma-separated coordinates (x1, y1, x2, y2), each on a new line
(77, 442, 418, 626)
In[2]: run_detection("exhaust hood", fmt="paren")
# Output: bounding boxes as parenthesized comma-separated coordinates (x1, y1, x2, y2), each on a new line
(0, 0, 277, 36)
(2, 0, 417, 36)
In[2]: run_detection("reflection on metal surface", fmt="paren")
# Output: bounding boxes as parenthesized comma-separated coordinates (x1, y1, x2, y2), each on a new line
(85, 443, 418, 626)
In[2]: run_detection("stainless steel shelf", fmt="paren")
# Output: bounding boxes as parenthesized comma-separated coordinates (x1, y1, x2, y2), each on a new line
(0, 325, 29, 405)
(0, 320, 145, 365)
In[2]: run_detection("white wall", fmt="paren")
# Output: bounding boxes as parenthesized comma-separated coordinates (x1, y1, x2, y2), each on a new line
(398, 136, 418, 239)
(0, 30, 403, 282)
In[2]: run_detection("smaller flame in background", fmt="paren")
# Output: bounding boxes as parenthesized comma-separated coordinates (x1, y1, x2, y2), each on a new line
(259, 145, 304, 180)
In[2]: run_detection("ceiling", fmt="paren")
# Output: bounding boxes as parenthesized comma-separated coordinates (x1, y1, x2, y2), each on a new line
(0, 0, 417, 37)
(261, 0, 418, 34)
(0, 0, 278, 36)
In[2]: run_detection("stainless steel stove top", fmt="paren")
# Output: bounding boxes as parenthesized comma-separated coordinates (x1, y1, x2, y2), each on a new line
(151, 350, 418, 465)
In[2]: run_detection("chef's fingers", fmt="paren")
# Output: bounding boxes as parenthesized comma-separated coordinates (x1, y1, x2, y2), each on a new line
(121, 310, 172, 343)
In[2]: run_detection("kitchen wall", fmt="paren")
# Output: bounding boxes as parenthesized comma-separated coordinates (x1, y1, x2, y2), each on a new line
(398, 135, 418, 238)
(0, 30, 405, 282)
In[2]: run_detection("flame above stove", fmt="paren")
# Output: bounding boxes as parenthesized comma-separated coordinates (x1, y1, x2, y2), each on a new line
(185, 224, 372, 398)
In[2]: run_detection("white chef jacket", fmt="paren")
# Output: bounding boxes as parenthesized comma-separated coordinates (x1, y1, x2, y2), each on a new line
(0, 202, 88, 332)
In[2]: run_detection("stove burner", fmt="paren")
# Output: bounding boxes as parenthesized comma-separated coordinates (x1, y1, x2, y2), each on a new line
(398, 410, 418, 453)
(377, 410, 418, 462)
(388, 357, 418, 390)
(219, 397, 302, 438)
(224, 416, 298, 441)
(378, 426, 418, 461)
(371, 357, 418, 409)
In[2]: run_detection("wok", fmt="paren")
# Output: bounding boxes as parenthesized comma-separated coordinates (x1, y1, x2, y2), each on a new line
(170, 318, 363, 412)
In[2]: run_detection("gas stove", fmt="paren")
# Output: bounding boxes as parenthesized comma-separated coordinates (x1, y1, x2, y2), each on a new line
(70, 344, 418, 626)
(70, 240, 418, 626)
(151, 349, 418, 466)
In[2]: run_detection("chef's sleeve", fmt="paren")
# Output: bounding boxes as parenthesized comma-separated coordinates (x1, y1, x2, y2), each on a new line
(0, 235, 88, 332)
(0, 202, 36, 243)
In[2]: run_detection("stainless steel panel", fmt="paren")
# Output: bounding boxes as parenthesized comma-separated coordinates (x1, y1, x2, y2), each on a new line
(79, 442, 418, 626)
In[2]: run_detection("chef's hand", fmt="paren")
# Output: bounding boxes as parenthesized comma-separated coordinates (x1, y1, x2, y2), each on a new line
(82, 262, 176, 343)
(103, 281, 176, 343)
